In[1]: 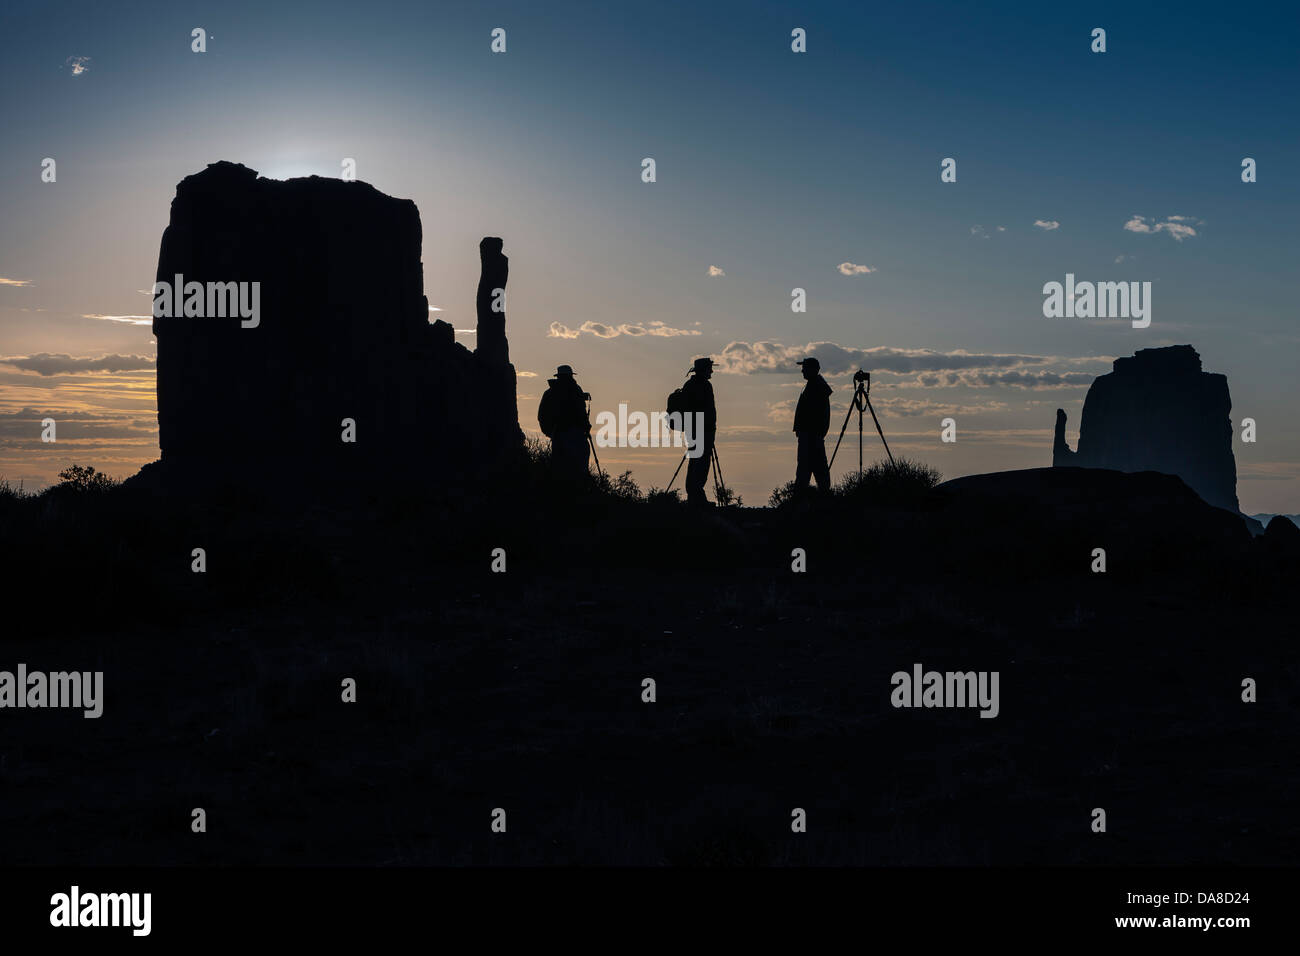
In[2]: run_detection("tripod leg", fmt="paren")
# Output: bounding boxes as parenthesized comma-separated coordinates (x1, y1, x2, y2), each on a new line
(666, 452, 687, 492)
(828, 399, 856, 470)
(858, 402, 864, 477)
(587, 433, 604, 479)
(711, 445, 726, 493)
(865, 400, 895, 465)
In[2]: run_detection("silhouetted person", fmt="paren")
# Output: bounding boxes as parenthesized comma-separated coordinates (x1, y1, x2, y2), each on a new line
(538, 365, 591, 480)
(682, 357, 717, 507)
(794, 357, 832, 493)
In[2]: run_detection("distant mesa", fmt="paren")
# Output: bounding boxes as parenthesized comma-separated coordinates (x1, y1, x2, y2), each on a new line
(1052, 345, 1254, 526)
(139, 161, 522, 488)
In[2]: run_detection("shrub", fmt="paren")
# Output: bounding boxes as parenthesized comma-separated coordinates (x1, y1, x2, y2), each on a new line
(594, 469, 644, 502)
(646, 486, 681, 506)
(834, 457, 941, 504)
(768, 480, 798, 508)
(0, 477, 30, 501)
(53, 465, 120, 493)
(714, 483, 743, 507)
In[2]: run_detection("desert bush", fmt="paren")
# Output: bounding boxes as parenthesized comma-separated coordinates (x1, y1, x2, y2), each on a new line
(0, 477, 30, 501)
(53, 465, 120, 493)
(714, 482, 743, 507)
(768, 480, 798, 508)
(646, 486, 680, 506)
(594, 468, 644, 502)
(834, 457, 941, 505)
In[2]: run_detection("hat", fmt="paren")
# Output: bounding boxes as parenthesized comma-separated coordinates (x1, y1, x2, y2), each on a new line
(556, 365, 575, 377)
(691, 357, 714, 373)
(797, 357, 820, 372)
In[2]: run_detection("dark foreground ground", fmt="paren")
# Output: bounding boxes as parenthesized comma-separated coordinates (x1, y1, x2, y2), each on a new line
(1, 464, 1296, 865)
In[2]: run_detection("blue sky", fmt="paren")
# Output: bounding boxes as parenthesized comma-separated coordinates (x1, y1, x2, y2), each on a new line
(2, 0, 1297, 507)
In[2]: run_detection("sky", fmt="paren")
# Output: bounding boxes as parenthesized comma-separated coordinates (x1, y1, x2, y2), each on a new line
(2, 0, 1297, 510)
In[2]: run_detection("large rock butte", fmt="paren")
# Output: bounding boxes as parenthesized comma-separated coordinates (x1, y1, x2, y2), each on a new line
(147, 161, 522, 486)
(1052, 345, 1242, 515)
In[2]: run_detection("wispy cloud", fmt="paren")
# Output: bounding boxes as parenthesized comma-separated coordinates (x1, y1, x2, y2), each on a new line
(713, 341, 1101, 377)
(837, 262, 876, 276)
(64, 55, 91, 76)
(912, 369, 1097, 389)
(0, 277, 33, 287)
(0, 353, 156, 376)
(547, 320, 700, 339)
(706, 265, 725, 277)
(1124, 215, 1200, 241)
(82, 314, 154, 325)
(1033, 219, 1060, 231)
(767, 395, 1010, 422)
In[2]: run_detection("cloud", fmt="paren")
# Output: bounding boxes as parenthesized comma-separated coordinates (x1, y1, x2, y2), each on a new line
(65, 55, 91, 76)
(766, 394, 1012, 423)
(707, 265, 725, 277)
(0, 407, 156, 443)
(81, 314, 154, 325)
(427, 305, 443, 312)
(1123, 215, 1200, 241)
(547, 320, 700, 339)
(913, 369, 1097, 389)
(712, 341, 1084, 377)
(0, 353, 156, 376)
(876, 397, 1012, 416)
(1033, 219, 1060, 231)
(837, 262, 876, 276)
(0, 277, 33, 287)
(517, 370, 538, 378)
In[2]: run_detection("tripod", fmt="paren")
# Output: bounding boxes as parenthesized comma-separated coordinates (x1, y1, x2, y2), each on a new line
(584, 395, 605, 480)
(666, 443, 725, 501)
(828, 369, 894, 476)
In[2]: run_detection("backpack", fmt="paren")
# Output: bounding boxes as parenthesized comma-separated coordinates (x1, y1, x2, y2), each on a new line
(665, 384, 690, 431)
(537, 381, 560, 437)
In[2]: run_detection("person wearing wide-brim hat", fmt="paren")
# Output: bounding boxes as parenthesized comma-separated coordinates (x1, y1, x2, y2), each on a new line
(538, 364, 591, 480)
(793, 356, 833, 494)
(681, 357, 718, 506)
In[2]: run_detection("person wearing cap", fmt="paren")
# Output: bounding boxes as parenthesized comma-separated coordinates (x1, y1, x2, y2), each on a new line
(681, 356, 718, 506)
(537, 364, 591, 480)
(793, 357, 833, 494)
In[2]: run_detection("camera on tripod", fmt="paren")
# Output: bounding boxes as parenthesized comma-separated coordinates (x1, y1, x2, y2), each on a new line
(830, 367, 894, 474)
